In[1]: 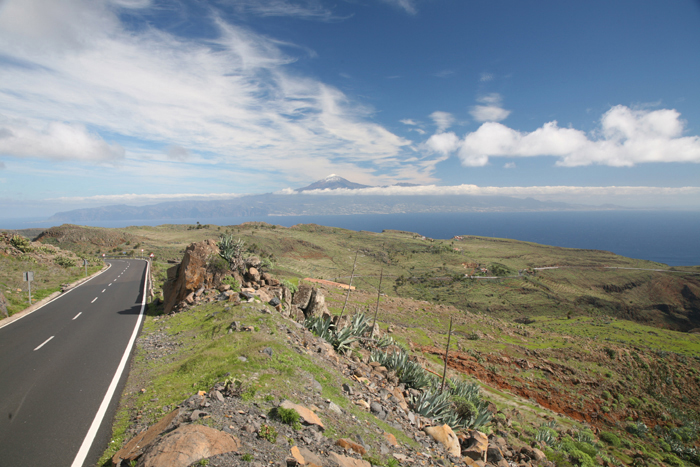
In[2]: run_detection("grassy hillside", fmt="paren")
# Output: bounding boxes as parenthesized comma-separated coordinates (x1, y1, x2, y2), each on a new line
(40, 222, 699, 331)
(0, 231, 103, 316)
(32, 222, 700, 466)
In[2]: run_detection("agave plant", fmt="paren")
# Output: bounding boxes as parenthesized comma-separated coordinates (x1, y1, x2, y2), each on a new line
(410, 388, 453, 421)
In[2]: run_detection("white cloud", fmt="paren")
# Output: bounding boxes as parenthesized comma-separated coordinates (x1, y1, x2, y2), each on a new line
(400, 119, 418, 126)
(54, 192, 246, 203)
(469, 93, 511, 123)
(0, 0, 418, 181)
(277, 183, 700, 198)
(480, 72, 493, 82)
(380, 0, 417, 15)
(166, 145, 190, 161)
(504, 162, 515, 169)
(425, 132, 459, 155)
(430, 111, 454, 132)
(431, 105, 700, 167)
(0, 118, 124, 162)
(230, 0, 337, 20)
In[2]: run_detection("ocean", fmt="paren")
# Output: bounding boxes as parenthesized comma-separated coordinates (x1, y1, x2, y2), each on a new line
(3, 210, 699, 266)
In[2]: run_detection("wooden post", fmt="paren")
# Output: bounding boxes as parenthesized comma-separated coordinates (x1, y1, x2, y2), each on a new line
(371, 268, 383, 338)
(440, 317, 453, 393)
(339, 251, 358, 320)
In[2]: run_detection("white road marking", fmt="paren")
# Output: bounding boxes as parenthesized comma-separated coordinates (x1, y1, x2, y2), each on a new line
(34, 336, 54, 351)
(91, 297, 98, 303)
(102, 289, 106, 293)
(71, 261, 150, 467)
(72, 312, 81, 320)
(109, 283, 112, 286)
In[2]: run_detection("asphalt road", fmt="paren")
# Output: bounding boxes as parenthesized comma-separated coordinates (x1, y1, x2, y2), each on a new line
(0, 259, 149, 467)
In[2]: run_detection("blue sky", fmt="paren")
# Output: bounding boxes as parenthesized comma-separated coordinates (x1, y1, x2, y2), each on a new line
(1, 0, 699, 219)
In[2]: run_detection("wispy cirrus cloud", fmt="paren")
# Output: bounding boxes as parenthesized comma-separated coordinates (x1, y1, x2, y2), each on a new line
(426, 105, 700, 168)
(380, 0, 417, 15)
(0, 0, 429, 185)
(430, 111, 454, 132)
(223, 0, 340, 21)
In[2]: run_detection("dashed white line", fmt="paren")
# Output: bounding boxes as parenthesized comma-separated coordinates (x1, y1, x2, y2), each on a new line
(73, 312, 82, 320)
(34, 336, 54, 351)
(102, 289, 106, 293)
(91, 297, 98, 303)
(109, 283, 112, 286)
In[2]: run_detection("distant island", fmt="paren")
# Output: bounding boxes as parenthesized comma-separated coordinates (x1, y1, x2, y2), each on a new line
(48, 175, 623, 222)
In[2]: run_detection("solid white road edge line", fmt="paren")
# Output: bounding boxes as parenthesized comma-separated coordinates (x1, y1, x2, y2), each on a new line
(73, 313, 82, 320)
(70, 259, 149, 467)
(34, 336, 54, 351)
(0, 263, 113, 331)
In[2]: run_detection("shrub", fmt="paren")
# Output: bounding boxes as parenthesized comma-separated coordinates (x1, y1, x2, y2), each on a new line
(275, 407, 302, 430)
(258, 424, 277, 443)
(626, 421, 648, 437)
(568, 448, 595, 467)
(453, 397, 478, 420)
(280, 279, 298, 294)
(10, 235, 33, 253)
(55, 256, 76, 268)
(599, 431, 621, 447)
(207, 255, 229, 275)
(489, 263, 514, 276)
(221, 276, 241, 291)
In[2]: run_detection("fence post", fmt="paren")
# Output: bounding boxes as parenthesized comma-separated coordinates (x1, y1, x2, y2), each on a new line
(339, 251, 358, 321)
(440, 317, 453, 393)
(370, 268, 383, 338)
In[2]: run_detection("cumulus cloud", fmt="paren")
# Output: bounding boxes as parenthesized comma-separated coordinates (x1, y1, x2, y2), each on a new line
(0, 119, 124, 162)
(429, 105, 700, 167)
(430, 111, 454, 132)
(0, 0, 419, 181)
(425, 132, 459, 155)
(469, 93, 511, 123)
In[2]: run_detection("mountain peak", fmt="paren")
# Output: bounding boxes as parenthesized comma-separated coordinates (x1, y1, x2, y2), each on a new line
(296, 175, 371, 192)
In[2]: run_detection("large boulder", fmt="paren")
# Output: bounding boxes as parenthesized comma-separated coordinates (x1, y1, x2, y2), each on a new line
(291, 285, 328, 319)
(138, 425, 239, 467)
(163, 240, 220, 314)
(424, 424, 461, 457)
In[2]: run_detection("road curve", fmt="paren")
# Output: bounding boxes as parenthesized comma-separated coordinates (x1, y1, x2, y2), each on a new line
(0, 259, 148, 467)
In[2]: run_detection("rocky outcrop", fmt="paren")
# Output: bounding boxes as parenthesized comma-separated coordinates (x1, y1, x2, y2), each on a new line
(291, 285, 329, 318)
(138, 425, 239, 467)
(162, 240, 293, 315)
(163, 240, 221, 314)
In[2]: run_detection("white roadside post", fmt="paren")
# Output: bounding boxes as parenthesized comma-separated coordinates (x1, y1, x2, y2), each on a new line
(84, 258, 88, 277)
(23, 271, 34, 305)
